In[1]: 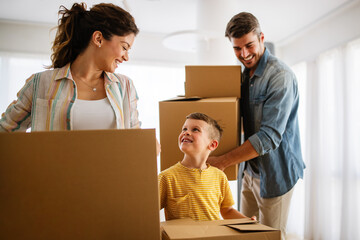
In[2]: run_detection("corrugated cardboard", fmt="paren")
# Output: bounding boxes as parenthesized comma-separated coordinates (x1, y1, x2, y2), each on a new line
(159, 97, 239, 180)
(161, 218, 280, 240)
(185, 65, 242, 98)
(0, 129, 160, 240)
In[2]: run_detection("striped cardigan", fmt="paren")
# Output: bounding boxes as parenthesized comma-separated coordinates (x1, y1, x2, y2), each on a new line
(0, 63, 140, 132)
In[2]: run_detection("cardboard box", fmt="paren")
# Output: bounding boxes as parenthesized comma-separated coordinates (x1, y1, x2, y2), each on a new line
(185, 65, 242, 98)
(0, 129, 160, 240)
(159, 97, 239, 180)
(161, 218, 280, 240)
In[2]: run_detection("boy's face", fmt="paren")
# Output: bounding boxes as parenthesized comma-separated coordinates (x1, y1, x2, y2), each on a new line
(178, 119, 218, 155)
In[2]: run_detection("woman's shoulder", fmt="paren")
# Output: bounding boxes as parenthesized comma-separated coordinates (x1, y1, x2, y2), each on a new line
(24, 68, 60, 85)
(32, 65, 70, 81)
(107, 72, 133, 83)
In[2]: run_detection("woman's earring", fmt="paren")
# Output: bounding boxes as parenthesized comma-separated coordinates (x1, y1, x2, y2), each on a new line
(98, 44, 101, 48)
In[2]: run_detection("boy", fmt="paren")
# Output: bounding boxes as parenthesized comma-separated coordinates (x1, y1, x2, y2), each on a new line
(159, 112, 252, 221)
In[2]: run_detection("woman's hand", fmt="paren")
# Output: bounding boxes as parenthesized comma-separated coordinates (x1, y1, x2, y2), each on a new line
(156, 138, 161, 157)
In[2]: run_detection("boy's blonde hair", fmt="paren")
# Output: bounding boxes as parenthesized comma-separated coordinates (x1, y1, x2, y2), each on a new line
(186, 112, 223, 142)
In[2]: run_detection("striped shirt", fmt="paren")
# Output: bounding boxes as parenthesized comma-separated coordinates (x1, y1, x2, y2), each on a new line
(158, 162, 234, 221)
(0, 63, 140, 132)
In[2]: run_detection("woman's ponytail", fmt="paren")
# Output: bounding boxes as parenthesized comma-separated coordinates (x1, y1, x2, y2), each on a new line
(50, 3, 87, 68)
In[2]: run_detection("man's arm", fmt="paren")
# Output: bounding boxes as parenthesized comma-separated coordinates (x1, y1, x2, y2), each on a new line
(208, 69, 298, 171)
(207, 140, 259, 171)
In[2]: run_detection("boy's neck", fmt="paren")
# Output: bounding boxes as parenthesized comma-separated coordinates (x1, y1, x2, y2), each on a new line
(181, 154, 209, 170)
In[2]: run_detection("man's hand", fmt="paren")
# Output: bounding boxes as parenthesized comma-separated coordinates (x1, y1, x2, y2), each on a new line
(207, 155, 226, 171)
(208, 140, 259, 171)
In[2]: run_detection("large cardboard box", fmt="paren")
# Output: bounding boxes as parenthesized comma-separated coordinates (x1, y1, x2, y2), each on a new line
(159, 97, 239, 180)
(161, 218, 280, 240)
(185, 65, 242, 98)
(0, 129, 160, 240)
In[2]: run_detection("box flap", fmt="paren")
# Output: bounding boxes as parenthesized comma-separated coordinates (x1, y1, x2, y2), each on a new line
(161, 97, 238, 102)
(162, 225, 240, 239)
(161, 218, 256, 227)
(161, 96, 202, 102)
(226, 223, 278, 232)
(206, 218, 256, 226)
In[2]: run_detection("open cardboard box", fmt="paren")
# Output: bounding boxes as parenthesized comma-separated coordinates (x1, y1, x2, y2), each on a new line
(161, 218, 280, 240)
(159, 97, 239, 180)
(0, 129, 160, 240)
(185, 65, 242, 98)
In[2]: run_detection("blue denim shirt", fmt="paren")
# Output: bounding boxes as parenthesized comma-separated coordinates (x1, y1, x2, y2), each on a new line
(241, 48, 305, 198)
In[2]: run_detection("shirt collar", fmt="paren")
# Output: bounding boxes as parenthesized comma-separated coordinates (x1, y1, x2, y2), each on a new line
(245, 47, 269, 78)
(178, 162, 210, 172)
(54, 63, 72, 81)
(103, 71, 120, 83)
(54, 63, 119, 83)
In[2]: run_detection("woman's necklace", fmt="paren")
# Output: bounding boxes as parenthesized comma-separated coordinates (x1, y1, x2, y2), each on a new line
(77, 77, 103, 92)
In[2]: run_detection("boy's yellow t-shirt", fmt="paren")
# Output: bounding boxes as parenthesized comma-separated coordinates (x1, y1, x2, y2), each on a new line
(158, 162, 234, 221)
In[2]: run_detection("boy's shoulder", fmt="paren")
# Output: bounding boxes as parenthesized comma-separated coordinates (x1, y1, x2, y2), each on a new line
(159, 162, 182, 177)
(208, 164, 226, 174)
(207, 165, 229, 181)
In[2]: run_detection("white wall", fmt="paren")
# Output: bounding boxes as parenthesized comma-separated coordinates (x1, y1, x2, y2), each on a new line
(2, 0, 360, 67)
(0, 20, 55, 55)
(277, 0, 360, 65)
(0, 20, 197, 66)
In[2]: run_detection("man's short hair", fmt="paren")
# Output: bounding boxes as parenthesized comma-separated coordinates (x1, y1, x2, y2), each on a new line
(225, 12, 261, 39)
(186, 112, 223, 142)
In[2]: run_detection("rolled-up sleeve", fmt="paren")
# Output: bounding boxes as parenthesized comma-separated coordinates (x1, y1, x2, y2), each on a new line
(128, 78, 141, 129)
(249, 70, 296, 156)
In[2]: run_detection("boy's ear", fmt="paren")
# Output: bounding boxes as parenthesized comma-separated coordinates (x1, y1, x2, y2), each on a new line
(208, 139, 219, 151)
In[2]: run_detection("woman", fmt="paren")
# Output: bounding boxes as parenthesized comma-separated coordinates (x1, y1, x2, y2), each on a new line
(0, 2, 140, 132)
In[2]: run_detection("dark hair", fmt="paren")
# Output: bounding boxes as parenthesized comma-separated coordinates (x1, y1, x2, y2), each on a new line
(50, 2, 139, 68)
(186, 112, 223, 142)
(225, 12, 261, 39)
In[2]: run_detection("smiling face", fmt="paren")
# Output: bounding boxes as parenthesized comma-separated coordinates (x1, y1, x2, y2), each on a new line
(178, 119, 217, 156)
(231, 31, 265, 76)
(96, 33, 135, 73)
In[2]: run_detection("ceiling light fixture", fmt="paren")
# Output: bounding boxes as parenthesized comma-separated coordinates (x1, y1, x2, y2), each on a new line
(162, 30, 222, 53)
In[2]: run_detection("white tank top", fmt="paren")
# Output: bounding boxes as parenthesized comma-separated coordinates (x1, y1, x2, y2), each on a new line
(72, 98, 116, 130)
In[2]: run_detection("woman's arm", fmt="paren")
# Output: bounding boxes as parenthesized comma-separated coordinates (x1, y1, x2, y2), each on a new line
(0, 75, 34, 132)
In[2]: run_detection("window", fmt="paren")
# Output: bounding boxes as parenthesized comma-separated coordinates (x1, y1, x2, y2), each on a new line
(116, 63, 185, 130)
(0, 53, 50, 113)
(287, 38, 360, 240)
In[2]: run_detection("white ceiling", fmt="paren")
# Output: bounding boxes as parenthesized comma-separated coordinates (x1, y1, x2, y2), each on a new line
(0, 0, 356, 46)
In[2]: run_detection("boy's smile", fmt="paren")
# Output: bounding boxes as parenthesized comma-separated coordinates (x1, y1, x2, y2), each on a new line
(181, 136, 193, 143)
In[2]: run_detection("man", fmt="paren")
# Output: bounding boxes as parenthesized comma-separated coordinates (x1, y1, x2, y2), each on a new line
(207, 12, 305, 240)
